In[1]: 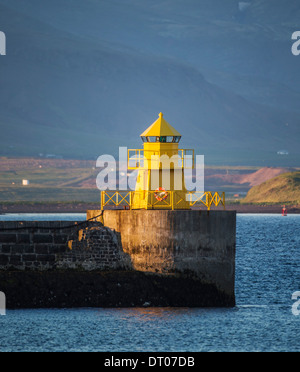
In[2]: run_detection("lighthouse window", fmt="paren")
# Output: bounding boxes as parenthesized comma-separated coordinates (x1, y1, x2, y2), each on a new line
(144, 136, 181, 143)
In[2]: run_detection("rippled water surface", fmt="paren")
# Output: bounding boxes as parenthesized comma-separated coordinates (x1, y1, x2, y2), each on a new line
(1, 213, 300, 351)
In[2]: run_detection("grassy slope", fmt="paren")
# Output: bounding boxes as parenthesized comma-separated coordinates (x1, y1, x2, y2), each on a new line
(242, 172, 300, 204)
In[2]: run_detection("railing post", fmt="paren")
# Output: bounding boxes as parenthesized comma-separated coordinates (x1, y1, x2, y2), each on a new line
(207, 192, 211, 211)
(101, 191, 104, 210)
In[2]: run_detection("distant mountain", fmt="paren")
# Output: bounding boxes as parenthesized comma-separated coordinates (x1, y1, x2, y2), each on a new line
(0, 0, 299, 165)
(243, 171, 300, 203)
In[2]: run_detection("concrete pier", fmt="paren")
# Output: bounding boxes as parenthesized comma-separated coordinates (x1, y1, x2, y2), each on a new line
(0, 209, 236, 308)
(88, 209, 236, 300)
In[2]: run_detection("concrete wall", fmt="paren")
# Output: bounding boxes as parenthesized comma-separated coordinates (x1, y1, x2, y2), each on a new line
(87, 210, 236, 297)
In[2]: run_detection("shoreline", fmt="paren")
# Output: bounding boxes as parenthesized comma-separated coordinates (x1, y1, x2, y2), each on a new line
(213, 204, 300, 214)
(0, 203, 299, 214)
(0, 203, 100, 214)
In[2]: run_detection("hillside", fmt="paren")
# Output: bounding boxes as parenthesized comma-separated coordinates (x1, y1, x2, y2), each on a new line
(242, 172, 300, 204)
(205, 167, 293, 188)
(0, 1, 299, 165)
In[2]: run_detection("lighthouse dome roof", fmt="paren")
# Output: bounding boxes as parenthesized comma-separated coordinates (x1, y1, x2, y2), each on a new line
(140, 113, 181, 137)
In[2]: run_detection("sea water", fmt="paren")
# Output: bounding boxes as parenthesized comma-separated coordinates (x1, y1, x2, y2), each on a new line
(0, 213, 300, 352)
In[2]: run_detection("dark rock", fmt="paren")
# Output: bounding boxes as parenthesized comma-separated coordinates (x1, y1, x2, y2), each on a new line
(0, 270, 235, 309)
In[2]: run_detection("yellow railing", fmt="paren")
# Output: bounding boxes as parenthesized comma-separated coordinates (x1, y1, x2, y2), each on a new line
(100, 190, 225, 211)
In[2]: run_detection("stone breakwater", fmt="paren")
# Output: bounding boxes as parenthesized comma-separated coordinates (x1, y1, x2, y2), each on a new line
(0, 221, 129, 271)
(0, 210, 236, 308)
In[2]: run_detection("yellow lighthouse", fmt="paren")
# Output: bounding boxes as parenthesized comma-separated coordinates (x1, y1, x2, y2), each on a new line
(128, 112, 192, 210)
(100, 113, 225, 211)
